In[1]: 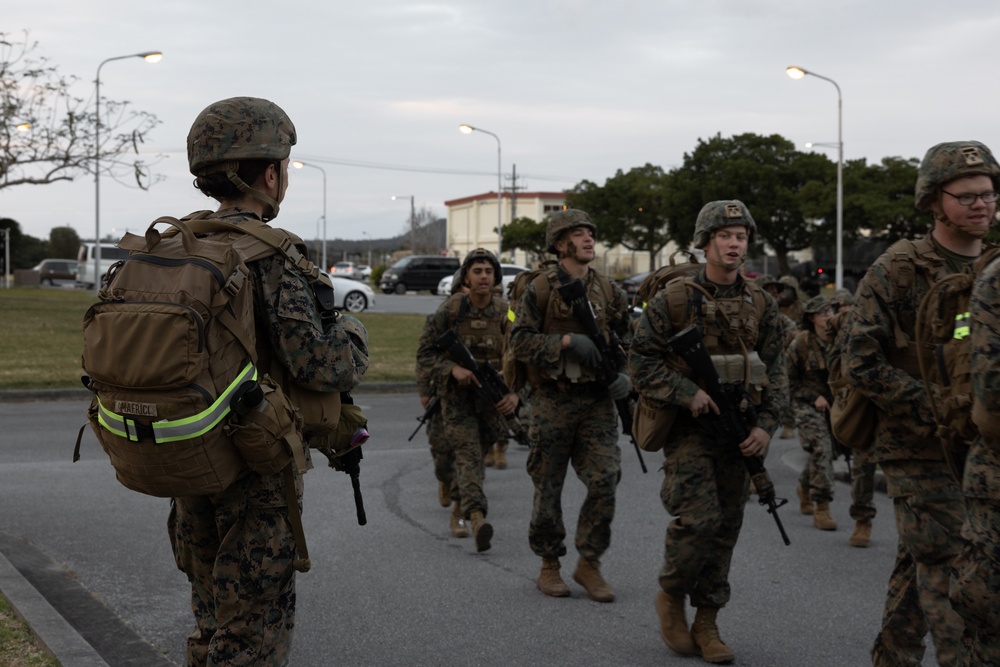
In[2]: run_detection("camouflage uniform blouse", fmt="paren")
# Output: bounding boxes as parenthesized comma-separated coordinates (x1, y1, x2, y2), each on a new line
(969, 257, 1000, 501)
(786, 330, 832, 405)
(629, 272, 788, 436)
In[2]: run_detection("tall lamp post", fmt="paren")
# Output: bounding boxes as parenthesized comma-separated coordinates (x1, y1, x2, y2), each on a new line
(391, 194, 416, 236)
(459, 124, 503, 258)
(787, 65, 843, 290)
(362, 231, 372, 268)
(292, 161, 328, 270)
(94, 50, 162, 292)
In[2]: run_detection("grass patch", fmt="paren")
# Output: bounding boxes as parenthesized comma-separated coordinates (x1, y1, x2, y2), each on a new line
(0, 288, 420, 389)
(0, 596, 60, 666)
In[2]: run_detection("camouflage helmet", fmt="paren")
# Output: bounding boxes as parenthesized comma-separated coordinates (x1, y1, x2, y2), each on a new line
(692, 200, 756, 249)
(755, 274, 776, 288)
(778, 275, 800, 289)
(803, 295, 831, 315)
(187, 97, 297, 176)
(914, 141, 1000, 211)
(546, 209, 596, 254)
(832, 288, 855, 308)
(459, 248, 501, 287)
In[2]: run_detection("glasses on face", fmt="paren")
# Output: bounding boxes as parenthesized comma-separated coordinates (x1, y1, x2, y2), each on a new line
(941, 189, 999, 206)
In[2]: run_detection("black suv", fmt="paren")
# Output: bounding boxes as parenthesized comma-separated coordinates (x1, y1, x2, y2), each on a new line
(380, 255, 460, 294)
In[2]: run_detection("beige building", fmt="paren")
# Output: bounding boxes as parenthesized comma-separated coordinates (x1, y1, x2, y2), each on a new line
(443, 190, 683, 277)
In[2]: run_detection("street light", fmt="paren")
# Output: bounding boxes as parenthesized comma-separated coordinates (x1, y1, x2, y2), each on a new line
(362, 231, 372, 268)
(292, 161, 328, 270)
(459, 124, 503, 258)
(787, 65, 844, 290)
(391, 194, 416, 235)
(94, 50, 162, 292)
(15, 123, 30, 132)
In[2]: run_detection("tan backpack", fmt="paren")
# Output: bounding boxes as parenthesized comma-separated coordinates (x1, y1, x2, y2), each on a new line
(78, 212, 345, 571)
(633, 250, 703, 308)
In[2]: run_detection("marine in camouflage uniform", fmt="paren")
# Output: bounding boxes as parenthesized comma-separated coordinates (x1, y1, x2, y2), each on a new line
(416, 248, 518, 552)
(827, 290, 877, 547)
(786, 295, 838, 530)
(761, 275, 800, 439)
(416, 344, 462, 534)
(169, 97, 369, 667)
(509, 209, 630, 603)
(844, 140, 1000, 667)
(953, 247, 1000, 665)
(629, 200, 788, 663)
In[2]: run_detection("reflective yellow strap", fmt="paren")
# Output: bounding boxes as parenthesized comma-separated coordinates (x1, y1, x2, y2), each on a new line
(507, 308, 516, 323)
(954, 312, 970, 340)
(97, 362, 257, 444)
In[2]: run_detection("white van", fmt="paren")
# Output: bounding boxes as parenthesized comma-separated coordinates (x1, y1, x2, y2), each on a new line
(76, 242, 131, 289)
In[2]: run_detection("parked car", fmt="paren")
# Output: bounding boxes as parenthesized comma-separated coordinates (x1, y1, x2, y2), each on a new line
(380, 255, 460, 294)
(76, 242, 131, 289)
(356, 264, 373, 280)
(437, 263, 529, 296)
(331, 261, 362, 280)
(620, 271, 650, 304)
(32, 259, 78, 285)
(330, 275, 376, 313)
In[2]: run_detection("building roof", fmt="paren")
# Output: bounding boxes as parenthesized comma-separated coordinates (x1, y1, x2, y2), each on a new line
(443, 191, 566, 207)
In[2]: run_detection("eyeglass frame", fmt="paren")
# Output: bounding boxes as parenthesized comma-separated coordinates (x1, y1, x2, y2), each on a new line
(940, 189, 999, 206)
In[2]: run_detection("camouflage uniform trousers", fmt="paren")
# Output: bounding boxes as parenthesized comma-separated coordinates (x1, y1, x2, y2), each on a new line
(168, 468, 301, 667)
(442, 389, 504, 518)
(793, 402, 834, 503)
(871, 460, 966, 667)
(426, 409, 458, 503)
(658, 420, 749, 609)
(526, 382, 621, 560)
(850, 453, 878, 522)
(950, 497, 1000, 666)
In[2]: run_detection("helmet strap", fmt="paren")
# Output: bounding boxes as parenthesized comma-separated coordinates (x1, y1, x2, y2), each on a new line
(224, 163, 280, 221)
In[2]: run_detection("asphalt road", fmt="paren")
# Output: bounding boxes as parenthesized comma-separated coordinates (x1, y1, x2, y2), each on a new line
(0, 394, 924, 666)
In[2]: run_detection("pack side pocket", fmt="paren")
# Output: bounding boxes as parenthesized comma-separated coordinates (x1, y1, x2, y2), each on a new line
(227, 376, 302, 475)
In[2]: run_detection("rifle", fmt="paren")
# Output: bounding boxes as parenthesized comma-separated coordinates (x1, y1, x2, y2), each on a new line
(555, 279, 647, 473)
(314, 395, 369, 526)
(435, 329, 531, 446)
(408, 395, 441, 442)
(666, 324, 790, 546)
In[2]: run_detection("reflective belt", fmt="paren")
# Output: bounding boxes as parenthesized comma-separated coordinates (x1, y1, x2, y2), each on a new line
(954, 312, 970, 340)
(507, 308, 516, 323)
(97, 362, 257, 443)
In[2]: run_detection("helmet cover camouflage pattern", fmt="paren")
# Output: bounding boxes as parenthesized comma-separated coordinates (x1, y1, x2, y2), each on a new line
(778, 275, 800, 289)
(914, 141, 1000, 211)
(460, 248, 501, 286)
(692, 200, 756, 249)
(803, 295, 831, 315)
(755, 273, 776, 287)
(187, 97, 297, 176)
(546, 209, 596, 254)
(831, 288, 855, 308)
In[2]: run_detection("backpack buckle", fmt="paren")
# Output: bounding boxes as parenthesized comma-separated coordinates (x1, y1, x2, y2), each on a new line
(225, 266, 248, 297)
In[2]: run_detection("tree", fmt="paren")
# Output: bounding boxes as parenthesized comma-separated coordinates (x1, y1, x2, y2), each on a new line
(566, 164, 674, 268)
(49, 225, 80, 259)
(0, 31, 162, 191)
(668, 133, 832, 275)
(500, 216, 547, 263)
(0, 218, 46, 269)
(404, 206, 445, 254)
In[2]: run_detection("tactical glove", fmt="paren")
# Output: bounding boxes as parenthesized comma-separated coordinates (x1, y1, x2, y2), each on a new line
(565, 333, 603, 369)
(609, 373, 631, 400)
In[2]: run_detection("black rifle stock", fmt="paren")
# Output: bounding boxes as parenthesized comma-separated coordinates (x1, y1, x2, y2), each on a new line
(435, 329, 531, 446)
(555, 279, 647, 473)
(408, 395, 441, 442)
(666, 324, 790, 546)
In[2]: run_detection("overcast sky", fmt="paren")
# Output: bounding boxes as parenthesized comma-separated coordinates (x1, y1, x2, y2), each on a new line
(6, 1, 1000, 251)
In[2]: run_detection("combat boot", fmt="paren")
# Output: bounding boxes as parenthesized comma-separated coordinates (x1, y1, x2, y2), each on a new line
(573, 557, 615, 603)
(537, 558, 570, 597)
(796, 484, 814, 515)
(437, 480, 450, 508)
(813, 502, 838, 531)
(469, 511, 492, 552)
(850, 519, 872, 547)
(484, 447, 495, 467)
(494, 443, 507, 470)
(449, 502, 468, 538)
(692, 607, 735, 664)
(656, 590, 696, 655)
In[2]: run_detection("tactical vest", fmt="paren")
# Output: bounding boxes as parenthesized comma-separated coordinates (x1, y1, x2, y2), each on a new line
(790, 330, 830, 400)
(526, 267, 615, 386)
(445, 292, 508, 365)
(664, 274, 769, 402)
